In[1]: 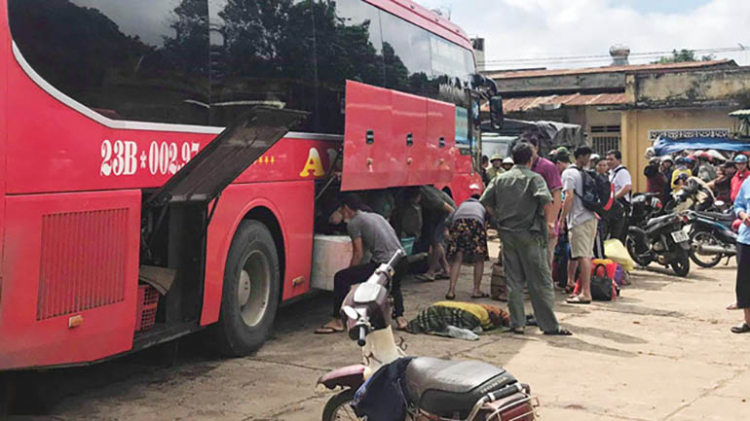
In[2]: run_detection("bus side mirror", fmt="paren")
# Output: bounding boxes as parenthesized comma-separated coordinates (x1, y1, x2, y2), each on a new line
(490, 96, 503, 131)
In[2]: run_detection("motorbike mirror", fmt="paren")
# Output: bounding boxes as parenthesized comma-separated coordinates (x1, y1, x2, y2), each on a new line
(341, 306, 359, 321)
(489, 96, 504, 131)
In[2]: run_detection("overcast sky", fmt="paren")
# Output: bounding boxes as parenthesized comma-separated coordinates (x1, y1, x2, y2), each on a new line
(418, 0, 750, 70)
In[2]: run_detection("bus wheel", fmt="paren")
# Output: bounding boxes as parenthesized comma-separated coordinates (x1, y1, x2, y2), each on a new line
(215, 220, 280, 357)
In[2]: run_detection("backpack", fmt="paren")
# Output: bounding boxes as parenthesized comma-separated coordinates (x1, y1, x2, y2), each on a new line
(575, 166, 617, 217)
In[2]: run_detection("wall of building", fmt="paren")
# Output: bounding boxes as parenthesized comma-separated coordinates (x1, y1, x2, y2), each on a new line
(630, 68, 750, 107)
(621, 107, 736, 192)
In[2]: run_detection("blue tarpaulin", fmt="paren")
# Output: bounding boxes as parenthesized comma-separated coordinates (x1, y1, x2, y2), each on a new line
(654, 136, 750, 155)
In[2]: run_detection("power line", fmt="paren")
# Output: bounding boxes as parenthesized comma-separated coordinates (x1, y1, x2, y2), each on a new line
(477, 46, 746, 65)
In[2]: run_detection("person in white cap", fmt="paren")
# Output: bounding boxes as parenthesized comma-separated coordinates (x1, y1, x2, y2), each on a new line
(501, 157, 514, 172)
(588, 153, 600, 170)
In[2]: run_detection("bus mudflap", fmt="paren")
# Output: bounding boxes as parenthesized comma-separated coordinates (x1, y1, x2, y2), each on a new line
(148, 107, 308, 207)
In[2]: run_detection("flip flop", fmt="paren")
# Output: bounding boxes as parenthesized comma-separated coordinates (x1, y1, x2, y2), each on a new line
(566, 296, 591, 305)
(510, 327, 524, 335)
(314, 325, 344, 334)
(415, 274, 436, 282)
(471, 292, 489, 299)
(435, 272, 450, 280)
(445, 292, 456, 300)
(544, 327, 573, 336)
(730, 323, 750, 334)
(727, 303, 739, 310)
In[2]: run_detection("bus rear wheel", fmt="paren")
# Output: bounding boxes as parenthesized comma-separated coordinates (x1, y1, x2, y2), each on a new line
(214, 220, 280, 357)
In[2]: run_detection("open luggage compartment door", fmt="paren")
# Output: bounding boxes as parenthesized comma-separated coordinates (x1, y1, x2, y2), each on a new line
(148, 107, 307, 206)
(341, 81, 406, 191)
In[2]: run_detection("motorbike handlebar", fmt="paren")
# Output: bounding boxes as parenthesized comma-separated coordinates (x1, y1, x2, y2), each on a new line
(357, 325, 367, 347)
(385, 249, 406, 271)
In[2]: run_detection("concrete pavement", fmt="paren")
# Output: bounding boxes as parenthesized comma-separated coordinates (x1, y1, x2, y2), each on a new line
(14, 239, 750, 421)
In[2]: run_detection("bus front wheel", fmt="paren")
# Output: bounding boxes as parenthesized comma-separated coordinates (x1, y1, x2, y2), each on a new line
(214, 220, 280, 357)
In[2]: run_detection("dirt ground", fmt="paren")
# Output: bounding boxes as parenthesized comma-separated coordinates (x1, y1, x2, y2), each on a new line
(8, 238, 750, 421)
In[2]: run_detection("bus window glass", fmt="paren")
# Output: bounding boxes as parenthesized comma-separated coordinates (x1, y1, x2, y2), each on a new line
(379, 10, 433, 96)
(430, 33, 471, 107)
(208, 0, 317, 131)
(313, 0, 385, 134)
(9, 0, 210, 126)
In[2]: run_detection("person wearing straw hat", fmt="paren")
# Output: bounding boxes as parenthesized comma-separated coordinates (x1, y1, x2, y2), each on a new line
(487, 154, 504, 182)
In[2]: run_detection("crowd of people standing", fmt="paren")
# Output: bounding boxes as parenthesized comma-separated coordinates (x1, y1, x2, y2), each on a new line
(314, 135, 750, 337)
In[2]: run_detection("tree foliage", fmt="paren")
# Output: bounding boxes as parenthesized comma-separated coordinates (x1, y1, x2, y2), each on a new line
(654, 49, 715, 64)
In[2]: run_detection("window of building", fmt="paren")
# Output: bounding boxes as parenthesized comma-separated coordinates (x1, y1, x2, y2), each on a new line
(9, 0, 211, 126)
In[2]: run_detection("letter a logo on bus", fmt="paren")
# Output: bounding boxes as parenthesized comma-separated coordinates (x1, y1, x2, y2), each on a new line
(299, 148, 325, 177)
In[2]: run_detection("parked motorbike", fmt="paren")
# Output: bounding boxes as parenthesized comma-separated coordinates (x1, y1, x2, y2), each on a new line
(684, 210, 738, 268)
(665, 176, 716, 213)
(630, 193, 664, 228)
(317, 250, 535, 421)
(626, 212, 691, 277)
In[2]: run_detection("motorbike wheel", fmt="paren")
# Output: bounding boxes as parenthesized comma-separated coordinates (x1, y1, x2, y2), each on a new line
(626, 228, 653, 267)
(671, 248, 691, 277)
(322, 389, 363, 421)
(688, 231, 722, 268)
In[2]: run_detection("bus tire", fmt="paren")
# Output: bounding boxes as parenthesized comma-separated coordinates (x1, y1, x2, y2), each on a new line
(215, 220, 280, 357)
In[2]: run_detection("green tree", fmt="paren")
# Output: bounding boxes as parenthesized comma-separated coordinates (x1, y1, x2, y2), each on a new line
(654, 49, 715, 64)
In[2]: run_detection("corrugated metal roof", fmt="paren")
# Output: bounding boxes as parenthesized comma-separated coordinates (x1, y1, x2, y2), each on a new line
(485, 59, 735, 80)
(485, 92, 628, 113)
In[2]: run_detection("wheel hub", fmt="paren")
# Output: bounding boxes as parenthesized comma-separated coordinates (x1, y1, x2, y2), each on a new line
(237, 251, 271, 327)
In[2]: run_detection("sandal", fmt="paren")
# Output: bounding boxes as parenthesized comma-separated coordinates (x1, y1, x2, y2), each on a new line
(435, 272, 450, 280)
(510, 327, 524, 335)
(471, 292, 489, 299)
(730, 323, 750, 334)
(727, 303, 739, 310)
(566, 296, 591, 305)
(415, 274, 436, 282)
(544, 327, 573, 336)
(314, 324, 344, 334)
(445, 292, 456, 300)
(564, 284, 576, 295)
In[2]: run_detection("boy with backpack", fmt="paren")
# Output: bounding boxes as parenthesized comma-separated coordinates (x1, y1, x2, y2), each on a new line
(560, 146, 600, 304)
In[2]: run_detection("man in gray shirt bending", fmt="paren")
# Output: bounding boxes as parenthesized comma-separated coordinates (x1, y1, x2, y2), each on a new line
(315, 194, 407, 334)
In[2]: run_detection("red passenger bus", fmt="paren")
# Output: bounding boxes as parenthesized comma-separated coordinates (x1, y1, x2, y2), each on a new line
(0, 0, 500, 372)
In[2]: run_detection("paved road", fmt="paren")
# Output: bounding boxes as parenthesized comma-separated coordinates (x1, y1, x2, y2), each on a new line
(10, 240, 750, 421)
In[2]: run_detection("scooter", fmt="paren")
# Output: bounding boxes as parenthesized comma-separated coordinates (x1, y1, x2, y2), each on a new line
(684, 210, 738, 268)
(630, 193, 664, 228)
(317, 250, 535, 421)
(626, 212, 691, 277)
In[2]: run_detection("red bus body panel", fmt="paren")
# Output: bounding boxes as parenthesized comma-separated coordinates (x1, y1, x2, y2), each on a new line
(201, 180, 317, 326)
(0, 191, 141, 370)
(342, 81, 465, 192)
(0, 0, 479, 369)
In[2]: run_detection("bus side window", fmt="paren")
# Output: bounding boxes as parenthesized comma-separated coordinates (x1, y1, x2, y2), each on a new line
(208, 0, 317, 131)
(9, 0, 210, 126)
(379, 10, 434, 97)
(313, 0, 386, 135)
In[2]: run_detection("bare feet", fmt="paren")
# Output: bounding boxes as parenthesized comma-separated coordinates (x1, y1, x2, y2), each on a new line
(395, 316, 408, 330)
(315, 319, 344, 334)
